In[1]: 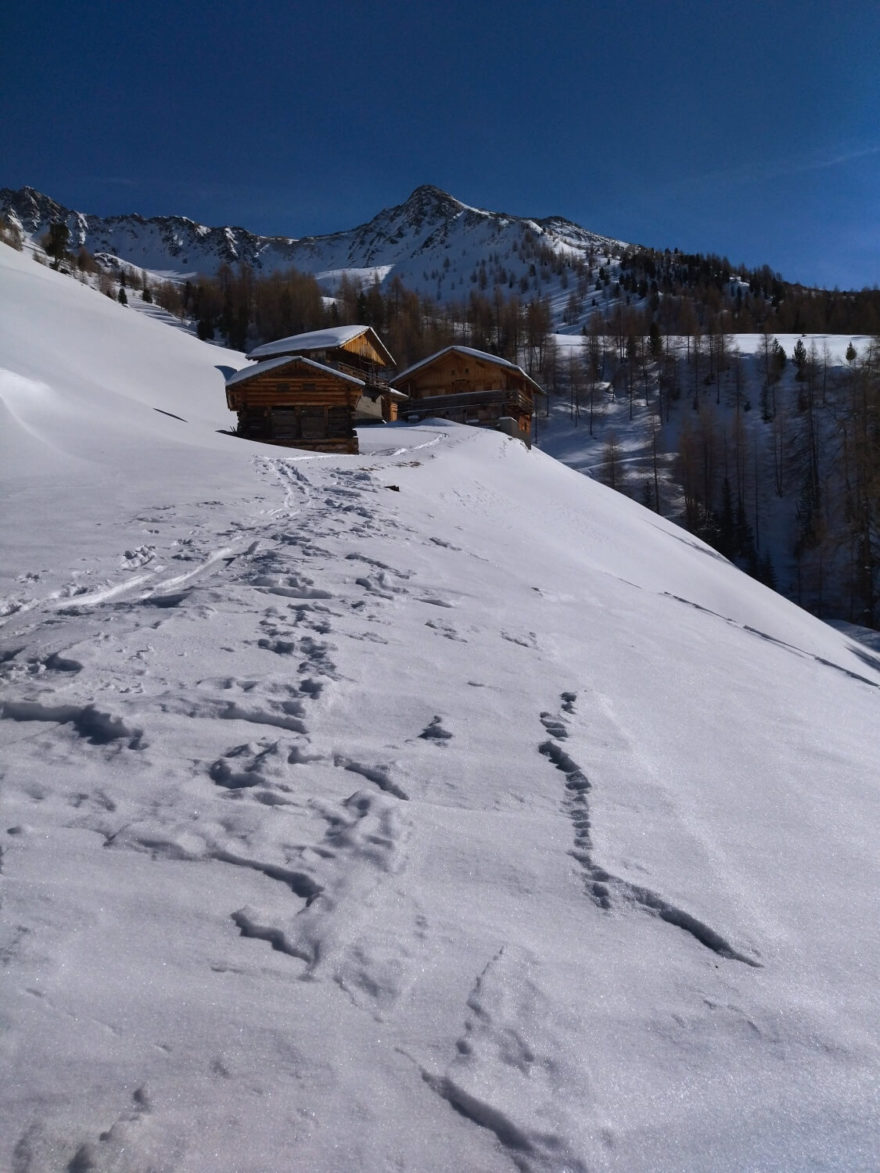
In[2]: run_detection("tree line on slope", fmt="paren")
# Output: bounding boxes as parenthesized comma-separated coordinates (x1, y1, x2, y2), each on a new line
(583, 329, 880, 627)
(614, 246, 880, 336)
(150, 247, 880, 361)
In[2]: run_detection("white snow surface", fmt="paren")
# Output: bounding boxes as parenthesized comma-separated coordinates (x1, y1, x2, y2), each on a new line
(1, 242, 879, 1172)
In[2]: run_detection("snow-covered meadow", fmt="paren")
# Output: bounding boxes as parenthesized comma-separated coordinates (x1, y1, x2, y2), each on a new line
(1, 243, 879, 1171)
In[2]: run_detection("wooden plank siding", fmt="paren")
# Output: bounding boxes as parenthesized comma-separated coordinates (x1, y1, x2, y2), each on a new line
(336, 333, 390, 368)
(395, 349, 540, 439)
(403, 387, 533, 417)
(225, 328, 402, 453)
(227, 365, 361, 453)
(225, 371, 360, 412)
(236, 404, 357, 452)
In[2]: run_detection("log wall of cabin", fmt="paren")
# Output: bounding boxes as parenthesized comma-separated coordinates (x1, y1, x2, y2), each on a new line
(226, 370, 360, 412)
(339, 335, 390, 367)
(398, 354, 534, 434)
(404, 394, 532, 435)
(401, 355, 527, 398)
(228, 370, 361, 451)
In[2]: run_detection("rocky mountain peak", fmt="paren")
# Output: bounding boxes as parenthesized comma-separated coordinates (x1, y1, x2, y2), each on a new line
(0, 185, 71, 232)
(0, 183, 625, 326)
(391, 184, 472, 231)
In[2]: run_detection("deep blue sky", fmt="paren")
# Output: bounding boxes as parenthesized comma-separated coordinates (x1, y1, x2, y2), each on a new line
(3, 0, 878, 290)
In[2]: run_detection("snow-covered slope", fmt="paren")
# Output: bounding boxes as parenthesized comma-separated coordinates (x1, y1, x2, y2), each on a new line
(1, 242, 879, 1172)
(1, 183, 621, 306)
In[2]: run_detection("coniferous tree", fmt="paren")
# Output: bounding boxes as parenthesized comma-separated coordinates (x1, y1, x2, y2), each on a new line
(43, 221, 70, 269)
(600, 433, 621, 491)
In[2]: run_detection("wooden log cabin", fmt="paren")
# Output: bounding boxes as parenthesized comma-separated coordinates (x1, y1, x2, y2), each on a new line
(393, 346, 543, 443)
(225, 325, 405, 453)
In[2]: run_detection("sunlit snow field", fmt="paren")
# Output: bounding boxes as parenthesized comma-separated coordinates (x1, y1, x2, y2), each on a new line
(1, 244, 879, 1171)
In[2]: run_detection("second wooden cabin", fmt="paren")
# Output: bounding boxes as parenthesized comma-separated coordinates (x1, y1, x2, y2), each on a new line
(393, 345, 543, 443)
(225, 325, 406, 453)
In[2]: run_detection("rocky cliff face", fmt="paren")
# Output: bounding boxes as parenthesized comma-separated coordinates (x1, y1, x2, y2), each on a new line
(0, 185, 283, 273)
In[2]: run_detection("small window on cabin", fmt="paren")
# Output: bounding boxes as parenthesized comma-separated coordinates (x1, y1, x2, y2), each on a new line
(277, 382, 290, 394)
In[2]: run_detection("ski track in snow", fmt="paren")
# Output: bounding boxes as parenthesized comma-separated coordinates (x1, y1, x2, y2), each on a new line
(422, 946, 599, 1173)
(415, 690, 759, 1170)
(538, 693, 760, 967)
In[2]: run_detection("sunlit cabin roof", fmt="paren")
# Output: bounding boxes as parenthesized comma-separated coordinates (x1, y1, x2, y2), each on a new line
(246, 325, 394, 366)
(225, 355, 408, 400)
(395, 345, 545, 394)
(226, 355, 365, 388)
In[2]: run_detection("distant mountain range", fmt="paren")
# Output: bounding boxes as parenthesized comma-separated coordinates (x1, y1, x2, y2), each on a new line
(0, 184, 623, 320)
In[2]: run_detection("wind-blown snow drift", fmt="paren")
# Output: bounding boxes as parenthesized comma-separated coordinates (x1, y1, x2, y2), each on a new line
(1, 243, 879, 1172)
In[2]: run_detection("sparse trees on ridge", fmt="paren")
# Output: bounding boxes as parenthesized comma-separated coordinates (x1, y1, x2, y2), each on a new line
(0, 215, 23, 250)
(42, 221, 70, 269)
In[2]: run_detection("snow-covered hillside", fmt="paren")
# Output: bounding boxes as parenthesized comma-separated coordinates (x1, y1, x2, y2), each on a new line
(1, 183, 621, 316)
(537, 329, 878, 613)
(1, 242, 880, 1172)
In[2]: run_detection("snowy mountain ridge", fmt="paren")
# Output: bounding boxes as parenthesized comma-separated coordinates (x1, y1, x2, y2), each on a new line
(0, 182, 622, 302)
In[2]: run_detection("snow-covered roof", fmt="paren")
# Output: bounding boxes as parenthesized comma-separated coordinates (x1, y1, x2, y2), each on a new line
(246, 325, 392, 364)
(395, 345, 545, 394)
(225, 355, 364, 388)
(371, 384, 409, 402)
(225, 356, 295, 386)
